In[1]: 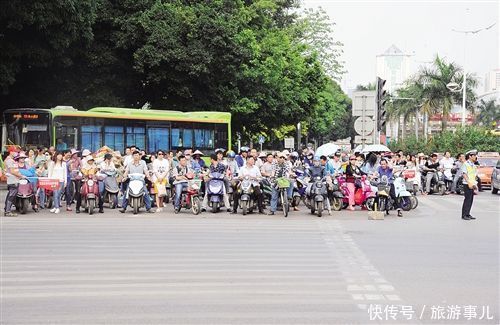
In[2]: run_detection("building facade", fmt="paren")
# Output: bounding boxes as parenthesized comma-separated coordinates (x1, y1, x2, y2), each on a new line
(375, 45, 413, 142)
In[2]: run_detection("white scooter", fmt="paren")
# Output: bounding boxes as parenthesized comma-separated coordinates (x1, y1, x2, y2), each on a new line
(128, 173, 146, 215)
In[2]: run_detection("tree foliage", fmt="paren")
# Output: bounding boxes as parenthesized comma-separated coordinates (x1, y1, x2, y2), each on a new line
(388, 126, 500, 155)
(1, 0, 347, 143)
(476, 99, 500, 129)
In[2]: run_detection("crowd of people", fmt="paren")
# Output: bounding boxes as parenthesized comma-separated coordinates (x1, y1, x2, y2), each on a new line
(1, 144, 479, 218)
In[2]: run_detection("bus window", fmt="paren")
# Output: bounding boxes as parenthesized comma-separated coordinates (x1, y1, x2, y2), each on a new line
(126, 127, 145, 150)
(54, 116, 79, 150)
(183, 128, 193, 148)
(104, 126, 124, 153)
(194, 128, 214, 149)
(172, 123, 193, 149)
(147, 128, 170, 153)
(81, 126, 102, 152)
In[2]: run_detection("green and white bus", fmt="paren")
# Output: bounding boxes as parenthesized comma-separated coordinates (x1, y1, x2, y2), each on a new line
(2, 106, 231, 154)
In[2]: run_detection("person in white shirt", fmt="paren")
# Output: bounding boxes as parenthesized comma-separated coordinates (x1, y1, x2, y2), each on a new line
(250, 148, 263, 169)
(152, 150, 170, 212)
(123, 146, 134, 168)
(47, 152, 68, 214)
(233, 156, 264, 213)
(439, 151, 455, 193)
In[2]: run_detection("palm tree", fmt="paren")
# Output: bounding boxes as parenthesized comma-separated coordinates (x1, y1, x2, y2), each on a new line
(418, 55, 477, 132)
(390, 80, 430, 141)
(476, 99, 500, 128)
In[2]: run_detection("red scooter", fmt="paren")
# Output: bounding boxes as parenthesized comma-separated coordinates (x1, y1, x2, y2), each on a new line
(174, 174, 202, 215)
(80, 174, 100, 215)
(338, 175, 376, 210)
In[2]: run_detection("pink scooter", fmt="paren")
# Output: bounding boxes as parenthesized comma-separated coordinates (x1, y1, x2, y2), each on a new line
(16, 178, 35, 214)
(338, 175, 376, 210)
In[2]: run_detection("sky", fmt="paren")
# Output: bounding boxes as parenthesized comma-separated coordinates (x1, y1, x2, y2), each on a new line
(301, 0, 499, 93)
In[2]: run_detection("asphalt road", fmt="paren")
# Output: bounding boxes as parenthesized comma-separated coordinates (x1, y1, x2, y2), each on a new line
(1, 192, 498, 324)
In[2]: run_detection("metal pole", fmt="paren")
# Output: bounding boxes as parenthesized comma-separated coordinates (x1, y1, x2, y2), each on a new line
(297, 122, 301, 151)
(461, 25, 467, 127)
(361, 96, 366, 150)
(462, 70, 467, 127)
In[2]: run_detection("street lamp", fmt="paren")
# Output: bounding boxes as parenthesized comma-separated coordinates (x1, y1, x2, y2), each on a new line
(446, 80, 467, 126)
(451, 16, 496, 126)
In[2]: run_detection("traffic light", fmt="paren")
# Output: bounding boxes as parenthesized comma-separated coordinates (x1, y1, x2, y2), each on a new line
(376, 77, 387, 130)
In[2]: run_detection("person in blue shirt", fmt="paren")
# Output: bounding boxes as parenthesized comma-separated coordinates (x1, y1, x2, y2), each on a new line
(56, 138, 68, 151)
(376, 158, 394, 182)
(376, 158, 401, 216)
(321, 156, 335, 176)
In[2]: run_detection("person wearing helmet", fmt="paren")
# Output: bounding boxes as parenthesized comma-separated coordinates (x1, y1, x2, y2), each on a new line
(225, 150, 240, 201)
(289, 152, 301, 169)
(225, 150, 239, 177)
(309, 156, 325, 177)
(303, 151, 314, 168)
(202, 154, 231, 212)
(236, 147, 249, 167)
(305, 155, 326, 199)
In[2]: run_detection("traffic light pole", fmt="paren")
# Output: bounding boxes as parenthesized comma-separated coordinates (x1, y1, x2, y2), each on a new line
(361, 95, 366, 150)
(374, 95, 379, 145)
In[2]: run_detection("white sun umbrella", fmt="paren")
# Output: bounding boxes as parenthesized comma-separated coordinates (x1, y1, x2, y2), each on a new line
(315, 143, 340, 157)
(361, 144, 391, 153)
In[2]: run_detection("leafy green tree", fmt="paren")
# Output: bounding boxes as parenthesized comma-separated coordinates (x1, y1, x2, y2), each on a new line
(1, 0, 347, 145)
(476, 99, 500, 129)
(355, 83, 375, 91)
(308, 80, 350, 143)
(388, 126, 499, 155)
(292, 7, 344, 79)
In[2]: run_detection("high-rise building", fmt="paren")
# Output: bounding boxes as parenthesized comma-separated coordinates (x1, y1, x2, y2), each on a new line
(375, 45, 413, 94)
(484, 69, 500, 93)
(375, 45, 413, 142)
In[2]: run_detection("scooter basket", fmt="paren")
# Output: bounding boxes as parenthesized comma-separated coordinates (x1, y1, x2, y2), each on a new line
(276, 177, 290, 189)
(188, 179, 202, 191)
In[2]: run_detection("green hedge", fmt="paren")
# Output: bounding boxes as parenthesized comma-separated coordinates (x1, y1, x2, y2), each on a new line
(388, 126, 500, 156)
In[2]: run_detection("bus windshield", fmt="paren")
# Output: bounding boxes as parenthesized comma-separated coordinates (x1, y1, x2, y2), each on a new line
(4, 111, 51, 149)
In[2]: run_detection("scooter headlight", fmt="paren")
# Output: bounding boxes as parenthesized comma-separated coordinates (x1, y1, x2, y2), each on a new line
(88, 180, 94, 186)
